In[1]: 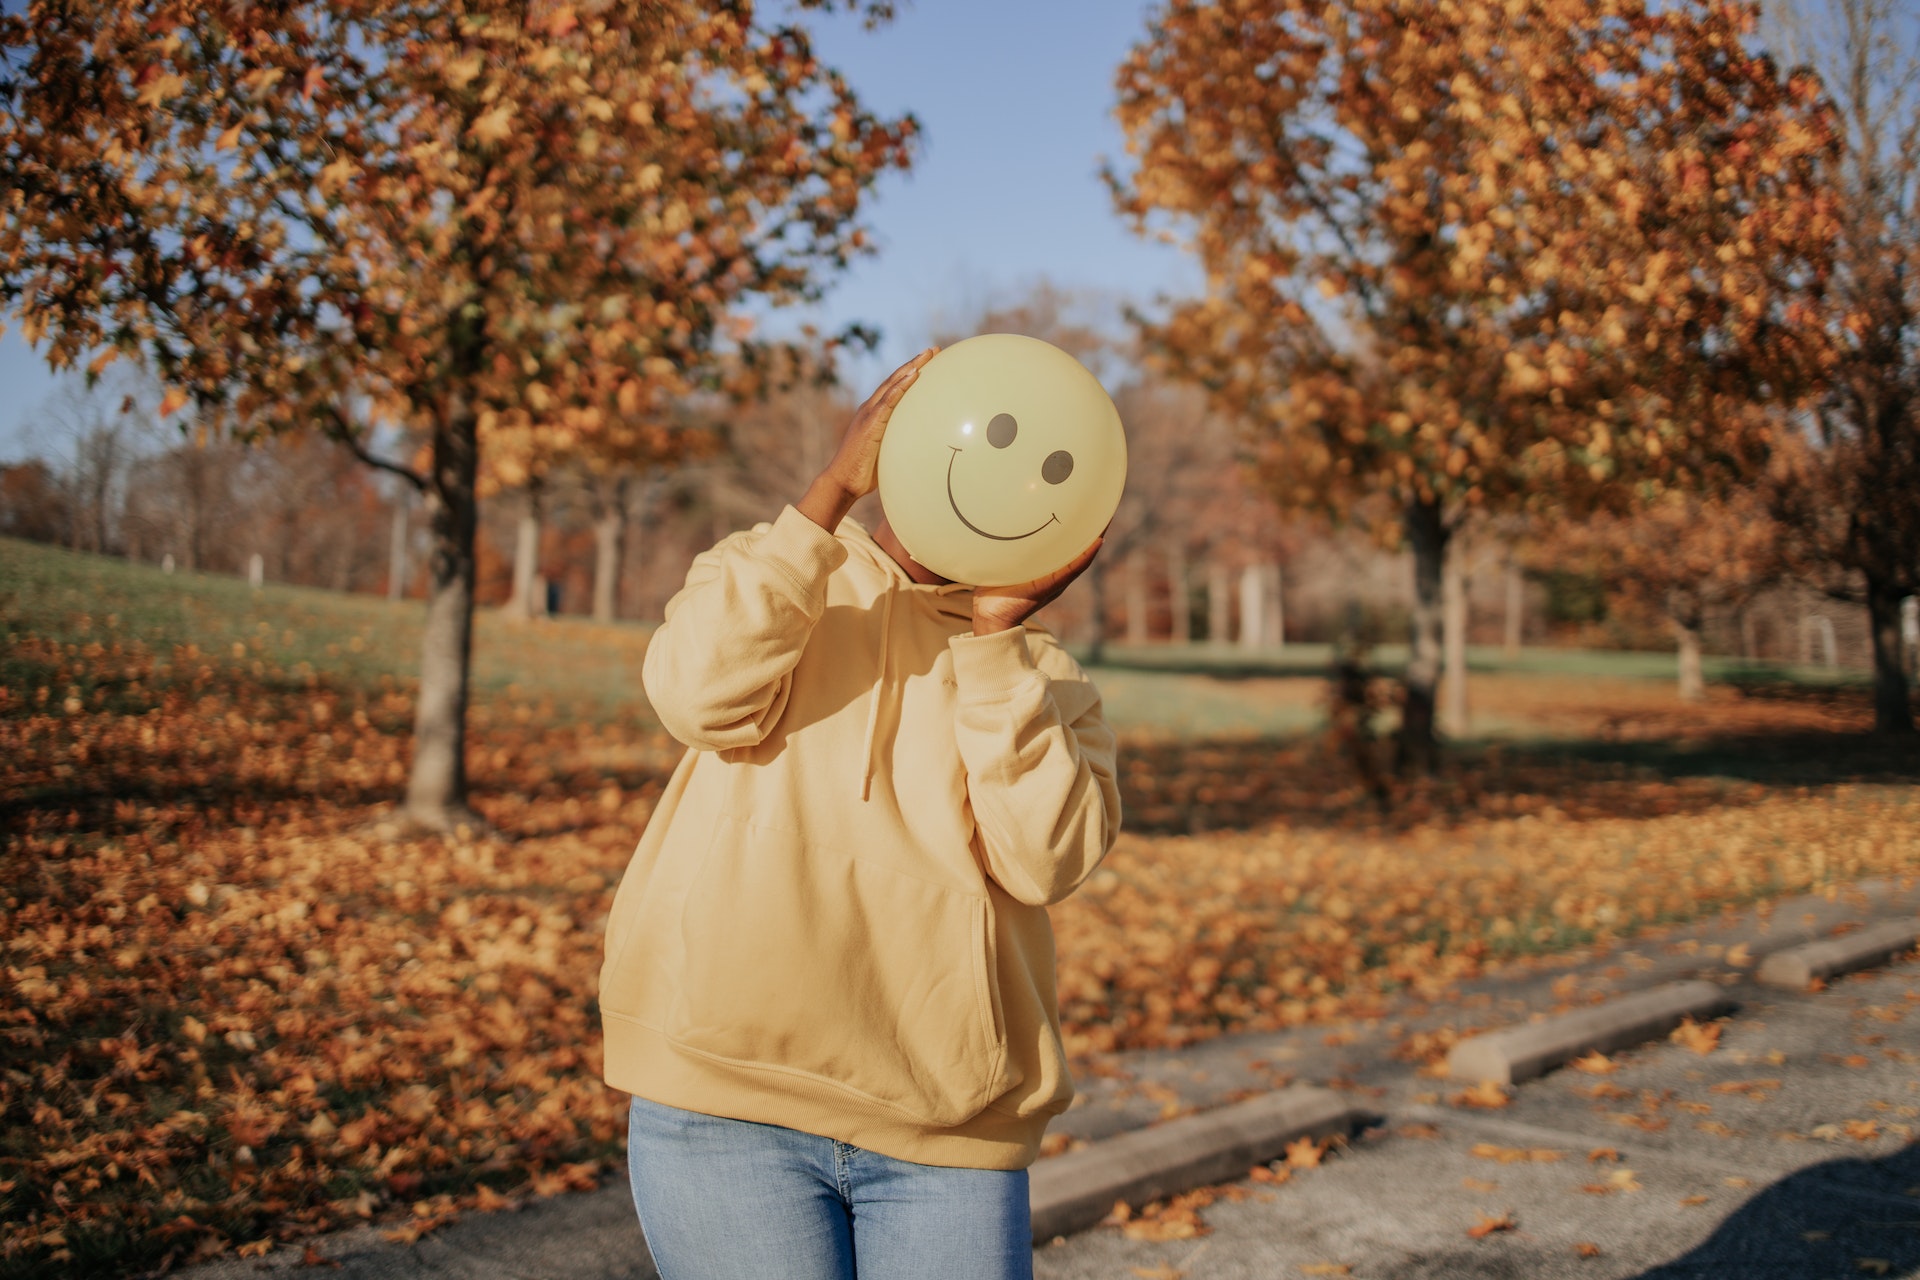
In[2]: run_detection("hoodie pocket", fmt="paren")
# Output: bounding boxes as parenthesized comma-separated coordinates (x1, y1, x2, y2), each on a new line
(667, 813, 1015, 1128)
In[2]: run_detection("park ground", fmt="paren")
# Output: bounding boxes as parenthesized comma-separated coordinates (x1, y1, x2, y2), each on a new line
(3, 536, 1918, 1277)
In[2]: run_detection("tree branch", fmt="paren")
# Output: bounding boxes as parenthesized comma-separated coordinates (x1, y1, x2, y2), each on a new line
(321, 402, 426, 491)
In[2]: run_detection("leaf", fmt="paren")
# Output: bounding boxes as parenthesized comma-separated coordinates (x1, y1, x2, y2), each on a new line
(136, 72, 188, 109)
(1574, 1242, 1602, 1258)
(158, 387, 189, 417)
(1451, 1081, 1511, 1109)
(1284, 1136, 1327, 1168)
(1670, 1019, 1722, 1055)
(1300, 1266, 1352, 1276)
(1471, 1143, 1562, 1164)
(215, 123, 245, 151)
(469, 105, 516, 144)
(1467, 1212, 1516, 1238)
(1570, 1051, 1618, 1074)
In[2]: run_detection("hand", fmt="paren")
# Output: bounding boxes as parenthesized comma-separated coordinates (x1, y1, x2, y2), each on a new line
(796, 348, 938, 532)
(972, 536, 1104, 636)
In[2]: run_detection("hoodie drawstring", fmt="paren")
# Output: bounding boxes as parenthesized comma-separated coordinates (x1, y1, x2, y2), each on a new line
(856, 581, 894, 801)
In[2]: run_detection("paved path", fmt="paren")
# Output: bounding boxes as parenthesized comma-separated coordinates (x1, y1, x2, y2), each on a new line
(178, 883, 1920, 1279)
(1037, 956, 1920, 1279)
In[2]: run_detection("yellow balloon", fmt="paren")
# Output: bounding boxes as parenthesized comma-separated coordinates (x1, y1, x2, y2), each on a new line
(877, 334, 1127, 587)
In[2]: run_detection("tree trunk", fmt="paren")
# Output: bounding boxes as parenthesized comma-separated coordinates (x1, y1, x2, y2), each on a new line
(1264, 563, 1285, 649)
(593, 505, 625, 623)
(508, 478, 543, 620)
(1443, 545, 1469, 731)
(1867, 575, 1916, 734)
(1207, 560, 1231, 645)
(1125, 552, 1150, 645)
(1503, 559, 1524, 656)
(1239, 563, 1264, 650)
(406, 410, 482, 831)
(1676, 620, 1706, 703)
(388, 499, 409, 601)
(1166, 539, 1190, 644)
(1398, 498, 1448, 774)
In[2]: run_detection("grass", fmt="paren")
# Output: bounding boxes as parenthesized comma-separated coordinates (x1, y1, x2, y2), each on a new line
(0, 536, 657, 726)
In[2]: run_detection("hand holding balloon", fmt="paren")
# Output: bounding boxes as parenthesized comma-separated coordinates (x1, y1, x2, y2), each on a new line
(876, 334, 1127, 587)
(796, 347, 939, 534)
(971, 535, 1104, 636)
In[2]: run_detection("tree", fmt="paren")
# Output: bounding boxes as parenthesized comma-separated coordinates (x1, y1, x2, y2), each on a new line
(1, 0, 914, 828)
(1109, 0, 1836, 770)
(1763, 0, 1920, 733)
(1552, 488, 1784, 700)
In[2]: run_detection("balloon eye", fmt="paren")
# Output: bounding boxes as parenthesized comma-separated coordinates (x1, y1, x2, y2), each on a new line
(987, 413, 1018, 448)
(1042, 450, 1074, 485)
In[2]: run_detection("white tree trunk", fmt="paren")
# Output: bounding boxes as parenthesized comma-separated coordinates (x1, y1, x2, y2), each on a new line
(1443, 546, 1469, 730)
(1208, 561, 1232, 646)
(1166, 539, 1190, 644)
(508, 482, 543, 621)
(1677, 621, 1705, 702)
(593, 509, 624, 623)
(1803, 614, 1837, 669)
(1239, 563, 1264, 650)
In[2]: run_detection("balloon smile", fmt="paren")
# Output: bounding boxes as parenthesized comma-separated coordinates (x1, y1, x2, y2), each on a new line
(946, 448, 1059, 541)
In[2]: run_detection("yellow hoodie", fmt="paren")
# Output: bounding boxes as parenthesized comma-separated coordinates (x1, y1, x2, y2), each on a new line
(599, 505, 1121, 1171)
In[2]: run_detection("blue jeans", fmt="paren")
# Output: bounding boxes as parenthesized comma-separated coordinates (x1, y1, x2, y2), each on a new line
(626, 1094, 1033, 1280)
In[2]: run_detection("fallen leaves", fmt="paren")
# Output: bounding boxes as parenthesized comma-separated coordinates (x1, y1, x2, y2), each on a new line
(1670, 1018, 1723, 1055)
(1570, 1051, 1619, 1074)
(1467, 1211, 1516, 1238)
(1574, 1241, 1603, 1258)
(1108, 1189, 1220, 1241)
(1284, 1136, 1328, 1169)
(1450, 1081, 1512, 1110)
(1055, 710, 1920, 1057)
(1, 628, 669, 1273)
(1470, 1143, 1563, 1165)
(1710, 1078, 1782, 1098)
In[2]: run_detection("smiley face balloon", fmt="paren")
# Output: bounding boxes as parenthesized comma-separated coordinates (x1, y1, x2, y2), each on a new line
(876, 334, 1127, 587)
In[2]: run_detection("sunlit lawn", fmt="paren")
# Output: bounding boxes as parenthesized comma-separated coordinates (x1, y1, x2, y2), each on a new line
(2, 536, 1916, 1277)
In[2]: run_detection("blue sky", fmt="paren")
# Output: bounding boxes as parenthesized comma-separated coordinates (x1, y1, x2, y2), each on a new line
(0, 0, 1197, 462)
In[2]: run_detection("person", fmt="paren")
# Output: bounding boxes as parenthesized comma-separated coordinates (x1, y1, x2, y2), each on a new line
(598, 349, 1122, 1280)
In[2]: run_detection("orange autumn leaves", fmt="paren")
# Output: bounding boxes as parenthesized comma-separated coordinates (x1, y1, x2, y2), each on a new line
(1109, 0, 1836, 523)
(1048, 771, 1920, 1055)
(0, 0, 914, 481)
(2, 634, 667, 1274)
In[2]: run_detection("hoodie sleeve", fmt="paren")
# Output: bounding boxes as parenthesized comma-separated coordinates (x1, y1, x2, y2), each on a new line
(948, 625, 1121, 906)
(641, 505, 847, 752)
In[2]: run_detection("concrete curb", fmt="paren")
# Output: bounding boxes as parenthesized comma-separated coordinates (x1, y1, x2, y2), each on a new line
(1028, 1084, 1365, 1243)
(1445, 978, 1735, 1086)
(1756, 917, 1920, 990)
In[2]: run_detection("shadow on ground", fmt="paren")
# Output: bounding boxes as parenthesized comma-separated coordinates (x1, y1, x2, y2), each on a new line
(1633, 1143, 1920, 1279)
(1117, 728, 1920, 836)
